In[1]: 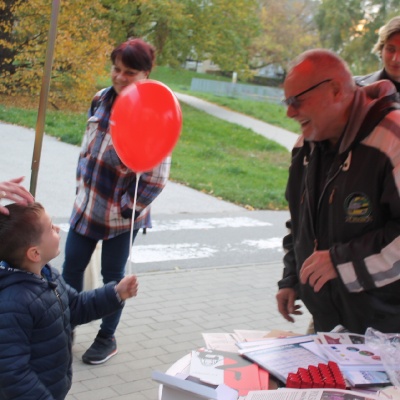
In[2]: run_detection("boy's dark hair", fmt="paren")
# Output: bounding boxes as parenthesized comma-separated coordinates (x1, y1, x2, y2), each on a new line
(111, 38, 156, 73)
(0, 202, 44, 267)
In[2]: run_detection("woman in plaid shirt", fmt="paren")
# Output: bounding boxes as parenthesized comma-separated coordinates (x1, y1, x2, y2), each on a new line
(62, 38, 171, 364)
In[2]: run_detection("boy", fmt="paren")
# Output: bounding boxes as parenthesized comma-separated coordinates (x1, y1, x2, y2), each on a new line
(0, 202, 138, 399)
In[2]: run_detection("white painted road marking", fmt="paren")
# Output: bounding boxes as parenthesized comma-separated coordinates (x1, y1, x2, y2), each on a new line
(129, 243, 218, 263)
(58, 217, 283, 265)
(131, 238, 283, 263)
(242, 238, 282, 250)
(58, 217, 272, 233)
(150, 217, 272, 232)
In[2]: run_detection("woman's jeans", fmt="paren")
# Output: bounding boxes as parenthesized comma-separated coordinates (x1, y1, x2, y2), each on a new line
(62, 228, 139, 337)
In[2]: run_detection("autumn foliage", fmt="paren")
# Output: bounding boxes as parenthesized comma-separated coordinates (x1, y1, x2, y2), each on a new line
(0, 0, 112, 108)
(2, 0, 397, 112)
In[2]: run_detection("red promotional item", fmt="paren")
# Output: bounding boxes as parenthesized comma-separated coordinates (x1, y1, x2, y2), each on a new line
(308, 365, 323, 388)
(287, 372, 302, 388)
(286, 362, 346, 389)
(327, 361, 346, 389)
(110, 79, 182, 172)
(297, 367, 312, 388)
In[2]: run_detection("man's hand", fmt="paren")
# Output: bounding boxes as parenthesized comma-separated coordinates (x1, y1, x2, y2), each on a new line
(300, 250, 337, 292)
(116, 275, 139, 300)
(276, 287, 303, 323)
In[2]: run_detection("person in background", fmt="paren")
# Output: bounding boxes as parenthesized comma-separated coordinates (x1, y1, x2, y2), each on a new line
(0, 176, 34, 215)
(355, 16, 400, 91)
(62, 38, 170, 364)
(276, 49, 400, 334)
(0, 202, 138, 399)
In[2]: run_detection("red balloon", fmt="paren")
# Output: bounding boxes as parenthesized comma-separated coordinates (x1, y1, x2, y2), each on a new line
(110, 79, 182, 172)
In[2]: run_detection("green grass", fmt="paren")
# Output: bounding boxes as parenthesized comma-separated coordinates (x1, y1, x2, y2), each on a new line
(188, 92, 300, 133)
(173, 104, 290, 209)
(0, 66, 297, 210)
(0, 105, 86, 146)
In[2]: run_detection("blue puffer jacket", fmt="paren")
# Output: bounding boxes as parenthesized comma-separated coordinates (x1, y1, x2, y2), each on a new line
(0, 262, 124, 399)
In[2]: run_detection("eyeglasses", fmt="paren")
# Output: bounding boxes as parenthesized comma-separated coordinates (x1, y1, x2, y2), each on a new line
(282, 79, 333, 109)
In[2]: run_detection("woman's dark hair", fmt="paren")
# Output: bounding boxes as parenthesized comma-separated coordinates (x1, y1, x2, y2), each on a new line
(111, 38, 156, 72)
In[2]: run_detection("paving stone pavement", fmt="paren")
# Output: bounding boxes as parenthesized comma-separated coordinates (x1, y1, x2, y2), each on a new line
(67, 262, 311, 400)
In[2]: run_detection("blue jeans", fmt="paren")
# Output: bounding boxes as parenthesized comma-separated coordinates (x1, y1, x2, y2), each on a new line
(62, 228, 139, 337)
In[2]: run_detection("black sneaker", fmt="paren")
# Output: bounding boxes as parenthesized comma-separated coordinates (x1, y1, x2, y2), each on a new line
(82, 336, 117, 365)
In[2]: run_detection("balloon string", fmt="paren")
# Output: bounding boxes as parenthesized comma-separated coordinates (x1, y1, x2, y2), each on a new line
(128, 172, 141, 276)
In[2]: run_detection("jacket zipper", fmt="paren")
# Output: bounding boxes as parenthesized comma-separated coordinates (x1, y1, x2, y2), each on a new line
(53, 287, 66, 326)
(305, 159, 344, 250)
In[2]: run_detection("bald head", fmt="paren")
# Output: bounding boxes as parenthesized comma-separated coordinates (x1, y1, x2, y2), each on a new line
(283, 49, 356, 144)
(287, 49, 355, 93)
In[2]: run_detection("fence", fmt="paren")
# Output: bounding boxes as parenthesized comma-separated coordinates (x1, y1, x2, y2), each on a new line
(190, 78, 284, 104)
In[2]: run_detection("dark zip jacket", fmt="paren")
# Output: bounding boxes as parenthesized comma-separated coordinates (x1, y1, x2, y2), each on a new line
(278, 80, 400, 334)
(355, 68, 400, 93)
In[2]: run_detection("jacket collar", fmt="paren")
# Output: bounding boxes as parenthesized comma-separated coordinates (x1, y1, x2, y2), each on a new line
(355, 69, 386, 86)
(339, 80, 398, 154)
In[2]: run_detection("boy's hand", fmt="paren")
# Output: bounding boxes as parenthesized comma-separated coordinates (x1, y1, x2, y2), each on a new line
(116, 275, 138, 300)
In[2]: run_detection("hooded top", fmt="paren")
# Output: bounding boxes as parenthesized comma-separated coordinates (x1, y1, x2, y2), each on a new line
(279, 80, 400, 333)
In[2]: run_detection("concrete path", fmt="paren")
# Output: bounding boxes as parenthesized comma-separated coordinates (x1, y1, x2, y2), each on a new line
(0, 122, 244, 219)
(175, 92, 298, 151)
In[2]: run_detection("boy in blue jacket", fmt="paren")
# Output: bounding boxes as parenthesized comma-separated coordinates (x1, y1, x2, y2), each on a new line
(0, 202, 138, 399)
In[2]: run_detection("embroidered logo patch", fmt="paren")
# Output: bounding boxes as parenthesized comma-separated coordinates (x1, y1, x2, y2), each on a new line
(344, 193, 372, 223)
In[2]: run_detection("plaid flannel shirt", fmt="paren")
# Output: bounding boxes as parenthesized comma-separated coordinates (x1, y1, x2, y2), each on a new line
(69, 87, 171, 240)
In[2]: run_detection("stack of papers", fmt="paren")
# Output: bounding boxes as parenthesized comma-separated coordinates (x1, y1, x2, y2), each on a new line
(211, 330, 392, 388)
(237, 335, 323, 384)
(301, 332, 391, 387)
(244, 388, 380, 400)
(201, 329, 302, 353)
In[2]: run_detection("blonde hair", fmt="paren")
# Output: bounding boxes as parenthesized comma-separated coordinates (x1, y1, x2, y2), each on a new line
(372, 16, 400, 55)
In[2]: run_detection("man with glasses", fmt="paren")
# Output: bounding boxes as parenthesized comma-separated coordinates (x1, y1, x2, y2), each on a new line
(276, 49, 400, 334)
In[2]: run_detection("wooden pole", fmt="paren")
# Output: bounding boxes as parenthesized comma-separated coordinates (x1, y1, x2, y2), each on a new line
(30, 0, 61, 197)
